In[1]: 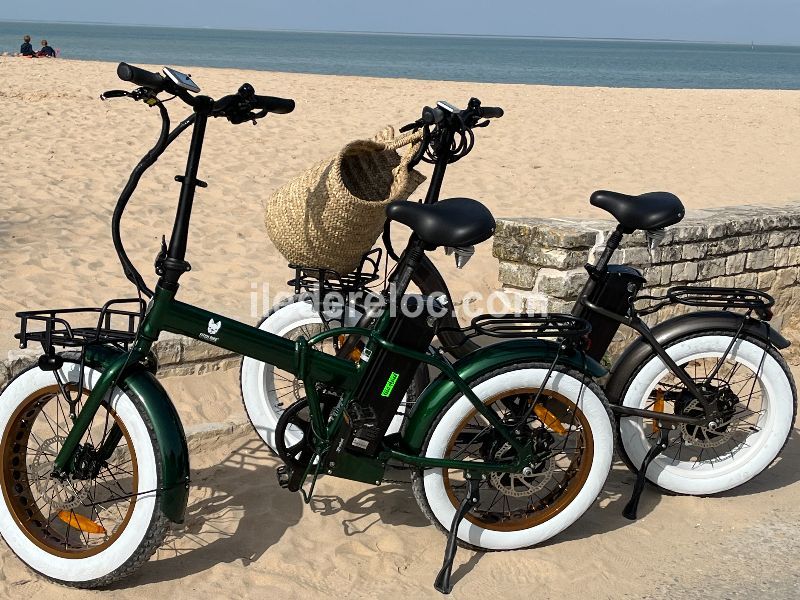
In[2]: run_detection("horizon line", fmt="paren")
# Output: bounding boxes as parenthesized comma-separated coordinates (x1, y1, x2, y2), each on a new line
(1, 17, 796, 47)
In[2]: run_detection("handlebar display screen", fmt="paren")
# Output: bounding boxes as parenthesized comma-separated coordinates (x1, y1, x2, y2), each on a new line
(163, 67, 200, 93)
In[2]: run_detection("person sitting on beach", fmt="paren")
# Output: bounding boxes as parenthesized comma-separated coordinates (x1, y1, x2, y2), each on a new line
(19, 35, 35, 56)
(37, 40, 56, 58)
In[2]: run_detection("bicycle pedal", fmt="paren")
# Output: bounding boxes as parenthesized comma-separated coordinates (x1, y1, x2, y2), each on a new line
(276, 465, 290, 489)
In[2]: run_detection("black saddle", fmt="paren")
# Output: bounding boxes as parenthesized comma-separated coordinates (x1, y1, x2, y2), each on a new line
(386, 198, 496, 248)
(591, 190, 685, 231)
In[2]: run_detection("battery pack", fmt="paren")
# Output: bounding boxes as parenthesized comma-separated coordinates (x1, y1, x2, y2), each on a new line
(576, 264, 646, 361)
(338, 295, 439, 457)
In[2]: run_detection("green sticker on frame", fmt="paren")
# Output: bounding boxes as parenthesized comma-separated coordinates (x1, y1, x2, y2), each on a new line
(381, 371, 400, 397)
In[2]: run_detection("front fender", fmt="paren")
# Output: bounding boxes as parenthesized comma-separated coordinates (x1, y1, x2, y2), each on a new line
(605, 310, 790, 405)
(400, 339, 606, 453)
(84, 346, 190, 524)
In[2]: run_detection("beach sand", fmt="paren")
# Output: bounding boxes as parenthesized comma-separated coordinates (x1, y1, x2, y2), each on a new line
(0, 366, 798, 599)
(2, 56, 800, 597)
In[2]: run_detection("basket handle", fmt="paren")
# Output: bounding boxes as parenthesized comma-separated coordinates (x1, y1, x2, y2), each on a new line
(384, 129, 425, 173)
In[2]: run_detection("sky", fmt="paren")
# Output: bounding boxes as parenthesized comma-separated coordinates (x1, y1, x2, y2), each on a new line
(2, 0, 799, 45)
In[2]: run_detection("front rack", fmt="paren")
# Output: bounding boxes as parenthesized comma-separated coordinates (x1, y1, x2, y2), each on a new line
(637, 286, 774, 319)
(439, 313, 592, 352)
(16, 298, 146, 351)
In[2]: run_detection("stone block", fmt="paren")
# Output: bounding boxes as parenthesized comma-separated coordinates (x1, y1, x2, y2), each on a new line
(182, 338, 236, 365)
(769, 229, 800, 248)
(6, 349, 39, 378)
(697, 257, 728, 280)
(536, 268, 587, 300)
(522, 246, 586, 270)
(725, 253, 746, 274)
(153, 335, 182, 366)
(498, 261, 537, 290)
(491, 235, 526, 262)
(746, 249, 775, 271)
(738, 233, 771, 253)
(705, 237, 740, 256)
(774, 268, 798, 290)
(619, 246, 652, 267)
(670, 261, 699, 283)
(757, 270, 777, 290)
(733, 272, 758, 288)
(0, 363, 9, 392)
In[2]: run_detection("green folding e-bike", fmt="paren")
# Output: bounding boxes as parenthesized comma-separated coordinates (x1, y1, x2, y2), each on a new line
(0, 64, 614, 593)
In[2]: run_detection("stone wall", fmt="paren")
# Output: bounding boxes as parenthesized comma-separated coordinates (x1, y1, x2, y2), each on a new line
(0, 333, 239, 392)
(493, 204, 800, 360)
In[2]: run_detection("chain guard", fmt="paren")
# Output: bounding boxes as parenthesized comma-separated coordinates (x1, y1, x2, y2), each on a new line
(274, 396, 337, 472)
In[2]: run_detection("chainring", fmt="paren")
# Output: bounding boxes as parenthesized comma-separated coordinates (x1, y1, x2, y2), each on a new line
(274, 395, 337, 471)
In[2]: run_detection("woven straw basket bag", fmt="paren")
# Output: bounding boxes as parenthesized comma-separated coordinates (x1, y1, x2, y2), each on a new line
(264, 127, 426, 274)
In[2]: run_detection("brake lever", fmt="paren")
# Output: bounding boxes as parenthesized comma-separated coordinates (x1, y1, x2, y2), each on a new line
(399, 119, 423, 133)
(100, 89, 131, 100)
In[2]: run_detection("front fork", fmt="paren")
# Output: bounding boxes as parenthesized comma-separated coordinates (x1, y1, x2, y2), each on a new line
(51, 343, 150, 477)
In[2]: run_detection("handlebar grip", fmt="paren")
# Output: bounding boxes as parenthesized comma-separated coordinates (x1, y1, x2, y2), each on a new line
(117, 62, 165, 91)
(422, 105, 444, 125)
(478, 106, 504, 119)
(252, 95, 295, 114)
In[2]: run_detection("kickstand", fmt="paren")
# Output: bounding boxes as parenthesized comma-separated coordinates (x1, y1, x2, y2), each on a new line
(623, 424, 670, 520)
(434, 475, 480, 595)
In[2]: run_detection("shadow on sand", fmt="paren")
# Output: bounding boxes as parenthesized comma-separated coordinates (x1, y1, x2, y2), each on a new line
(117, 426, 799, 588)
(117, 436, 303, 587)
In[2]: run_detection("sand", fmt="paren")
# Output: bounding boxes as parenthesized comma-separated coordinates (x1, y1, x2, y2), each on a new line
(3, 56, 800, 356)
(2, 56, 800, 597)
(1, 366, 798, 599)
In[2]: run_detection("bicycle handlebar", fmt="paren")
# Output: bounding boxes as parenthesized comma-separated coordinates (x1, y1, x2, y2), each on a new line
(115, 62, 295, 122)
(117, 62, 167, 91)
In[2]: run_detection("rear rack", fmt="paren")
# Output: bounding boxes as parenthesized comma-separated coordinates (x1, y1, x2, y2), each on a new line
(637, 286, 774, 319)
(439, 313, 591, 352)
(288, 247, 382, 298)
(16, 298, 146, 351)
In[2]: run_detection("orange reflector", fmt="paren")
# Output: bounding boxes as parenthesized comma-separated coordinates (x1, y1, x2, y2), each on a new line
(57, 510, 106, 534)
(534, 404, 566, 435)
(350, 347, 362, 362)
(652, 389, 665, 433)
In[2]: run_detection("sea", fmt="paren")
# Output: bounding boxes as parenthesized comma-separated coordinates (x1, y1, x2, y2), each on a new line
(2, 20, 800, 89)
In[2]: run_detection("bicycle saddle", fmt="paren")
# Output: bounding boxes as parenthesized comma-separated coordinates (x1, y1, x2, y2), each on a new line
(590, 190, 685, 231)
(386, 198, 496, 248)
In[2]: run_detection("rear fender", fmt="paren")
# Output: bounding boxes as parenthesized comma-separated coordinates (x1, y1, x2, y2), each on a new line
(605, 310, 789, 404)
(400, 339, 606, 453)
(84, 346, 190, 524)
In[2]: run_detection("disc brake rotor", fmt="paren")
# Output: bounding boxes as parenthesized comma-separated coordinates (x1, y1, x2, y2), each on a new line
(678, 399, 737, 448)
(31, 436, 89, 510)
(489, 442, 555, 497)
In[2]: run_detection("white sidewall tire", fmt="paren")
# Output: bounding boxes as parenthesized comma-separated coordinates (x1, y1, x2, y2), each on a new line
(0, 363, 159, 584)
(241, 299, 360, 450)
(421, 368, 613, 550)
(618, 335, 795, 495)
(241, 298, 409, 451)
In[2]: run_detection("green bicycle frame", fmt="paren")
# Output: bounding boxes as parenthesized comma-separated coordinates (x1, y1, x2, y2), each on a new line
(53, 284, 547, 478)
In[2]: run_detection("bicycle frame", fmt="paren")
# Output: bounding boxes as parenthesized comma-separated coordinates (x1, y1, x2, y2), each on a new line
(49, 97, 552, 487)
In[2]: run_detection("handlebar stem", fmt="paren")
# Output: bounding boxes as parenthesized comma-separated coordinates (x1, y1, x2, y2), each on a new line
(422, 127, 456, 205)
(160, 106, 211, 290)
